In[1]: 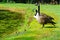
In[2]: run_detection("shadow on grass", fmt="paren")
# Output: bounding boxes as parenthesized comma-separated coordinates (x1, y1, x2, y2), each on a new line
(14, 36, 36, 40)
(44, 26, 57, 28)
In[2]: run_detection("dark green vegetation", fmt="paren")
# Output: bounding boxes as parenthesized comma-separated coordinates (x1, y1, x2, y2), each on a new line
(0, 9, 25, 38)
(0, 4, 60, 40)
(0, 0, 60, 4)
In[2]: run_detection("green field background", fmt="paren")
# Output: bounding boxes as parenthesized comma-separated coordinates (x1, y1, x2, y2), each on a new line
(0, 3, 60, 40)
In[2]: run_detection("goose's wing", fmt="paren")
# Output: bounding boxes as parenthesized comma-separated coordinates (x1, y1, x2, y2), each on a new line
(47, 16, 54, 20)
(40, 13, 54, 20)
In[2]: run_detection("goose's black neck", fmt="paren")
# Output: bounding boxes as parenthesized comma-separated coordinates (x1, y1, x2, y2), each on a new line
(37, 1, 40, 15)
(38, 5, 40, 14)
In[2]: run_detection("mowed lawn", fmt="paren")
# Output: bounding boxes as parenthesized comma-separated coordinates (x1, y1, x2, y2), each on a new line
(0, 3, 60, 40)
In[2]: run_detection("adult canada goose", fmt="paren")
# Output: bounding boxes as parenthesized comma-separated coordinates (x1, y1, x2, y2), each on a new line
(34, 10, 56, 27)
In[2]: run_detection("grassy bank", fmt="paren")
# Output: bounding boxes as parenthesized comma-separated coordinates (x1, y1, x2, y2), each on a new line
(0, 3, 60, 40)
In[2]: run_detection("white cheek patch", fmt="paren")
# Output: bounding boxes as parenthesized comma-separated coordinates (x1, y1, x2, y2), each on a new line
(34, 15, 42, 23)
(34, 15, 40, 21)
(34, 12, 40, 18)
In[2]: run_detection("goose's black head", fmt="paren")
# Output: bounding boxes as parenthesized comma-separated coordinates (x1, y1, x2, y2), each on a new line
(34, 10, 40, 18)
(34, 10, 40, 16)
(35, 10, 38, 16)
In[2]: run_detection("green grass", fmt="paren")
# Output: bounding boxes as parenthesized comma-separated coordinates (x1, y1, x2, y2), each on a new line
(0, 3, 60, 40)
(0, 10, 25, 38)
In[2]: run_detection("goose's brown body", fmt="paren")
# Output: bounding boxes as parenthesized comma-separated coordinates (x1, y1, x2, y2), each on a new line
(39, 13, 54, 24)
(34, 10, 56, 27)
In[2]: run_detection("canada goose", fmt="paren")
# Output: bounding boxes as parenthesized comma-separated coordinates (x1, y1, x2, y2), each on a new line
(34, 10, 56, 27)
